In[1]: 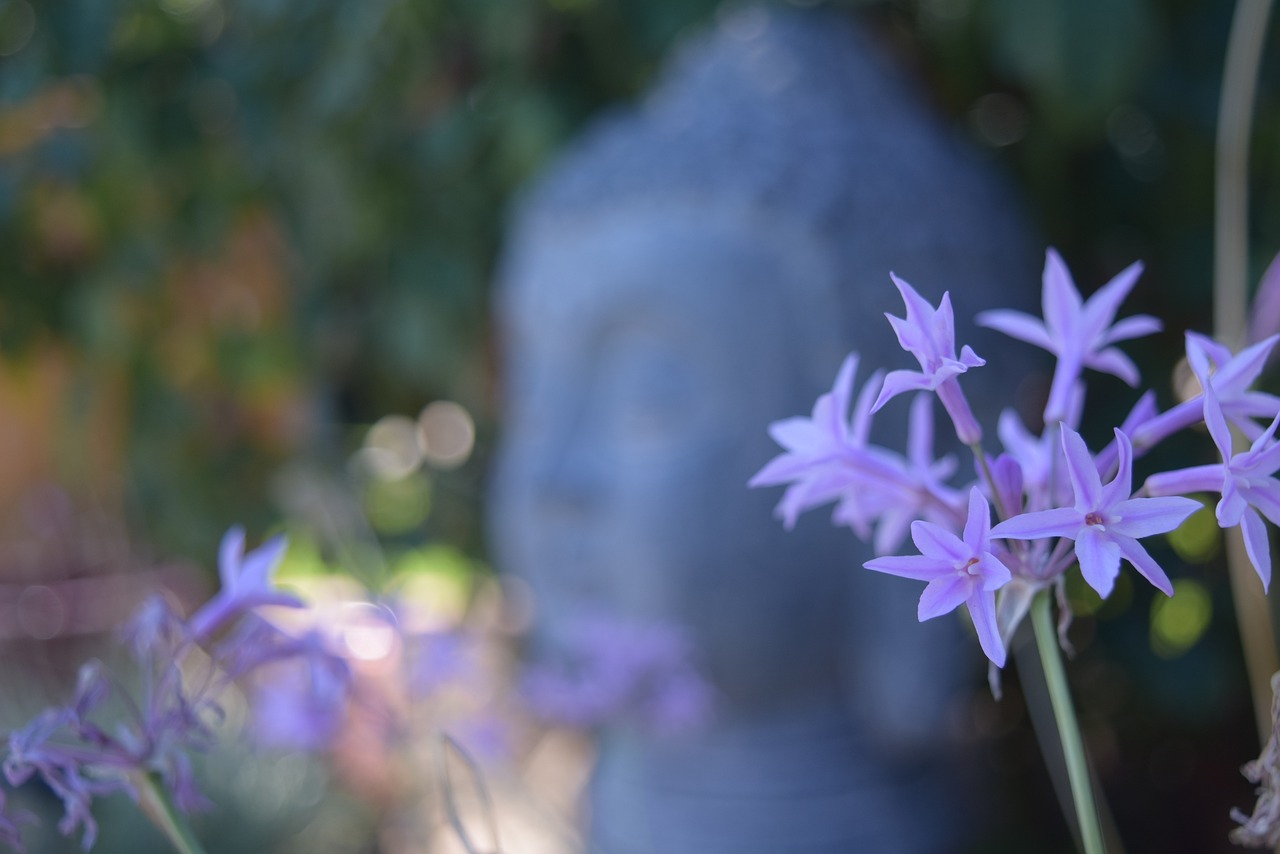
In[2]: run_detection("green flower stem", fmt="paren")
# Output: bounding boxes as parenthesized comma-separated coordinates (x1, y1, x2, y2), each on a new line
(131, 771, 208, 854)
(1215, 0, 1279, 748)
(1030, 590, 1105, 854)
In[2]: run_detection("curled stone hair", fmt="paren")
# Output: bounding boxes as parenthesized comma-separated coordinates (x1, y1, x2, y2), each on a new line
(502, 4, 1039, 423)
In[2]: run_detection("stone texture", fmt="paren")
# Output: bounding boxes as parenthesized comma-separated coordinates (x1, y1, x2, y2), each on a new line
(490, 6, 1040, 852)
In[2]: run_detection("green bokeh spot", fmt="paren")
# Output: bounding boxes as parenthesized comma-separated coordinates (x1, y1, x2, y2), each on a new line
(1150, 578, 1212, 659)
(1166, 495, 1219, 563)
(363, 472, 432, 535)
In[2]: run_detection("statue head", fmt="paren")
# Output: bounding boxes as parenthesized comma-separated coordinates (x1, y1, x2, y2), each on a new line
(491, 3, 1037, 734)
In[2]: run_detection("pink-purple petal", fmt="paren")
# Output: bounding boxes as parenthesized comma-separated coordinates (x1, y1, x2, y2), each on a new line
(1142, 465, 1225, 497)
(962, 488, 992, 549)
(1108, 495, 1201, 538)
(967, 588, 1006, 667)
(918, 574, 971, 621)
(1101, 313, 1161, 346)
(975, 309, 1053, 351)
(1114, 535, 1174, 596)
(1042, 248, 1082, 335)
(977, 552, 1013, 590)
(1075, 527, 1122, 598)
(1084, 347, 1141, 386)
(864, 554, 950, 582)
(990, 507, 1081, 540)
(910, 519, 969, 562)
(1060, 427, 1102, 510)
(1241, 507, 1273, 592)
(872, 370, 934, 412)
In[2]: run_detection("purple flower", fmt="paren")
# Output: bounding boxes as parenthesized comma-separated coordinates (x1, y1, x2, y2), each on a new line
(1144, 364, 1280, 591)
(749, 353, 885, 529)
(835, 394, 962, 554)
(250, 647, 352, 752)
(991, 428, 1199, 598)
(864, 488, 1012, 667)
(977, 249, 1159, 424)
(1249, 251, 1280, 346)
(520, 616, 714, 732)
(873, 274, 986, 444)
(189, 527, 302, 642)
(1132, 333, 1280, 449)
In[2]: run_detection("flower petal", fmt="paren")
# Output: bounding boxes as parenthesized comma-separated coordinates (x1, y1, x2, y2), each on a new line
(1241, 507, 1272, 592)
(967, 588, 1006, 667)
(1109, 495, 1201, 538)
(1076, 527, 1122, 599)
(976, 309, 1054, 351)
(1084, 347, 1141, 387)
(872, 370, 933, 412)
(910, 519, 969, 562)
(1060, 426, 1102, 511)
(864, 554, 949, 582)
(1101, 314, 1161, 346)
(1114, 535, 1174, 596)
(991, 507, 1081, 540)
(962, 487, 992, 551)
(919, 573, 971, 621)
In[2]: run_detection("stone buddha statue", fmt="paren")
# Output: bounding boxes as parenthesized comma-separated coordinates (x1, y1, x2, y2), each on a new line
(489, 6, 1038, 852)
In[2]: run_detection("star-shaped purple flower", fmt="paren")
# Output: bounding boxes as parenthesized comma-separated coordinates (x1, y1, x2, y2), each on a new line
(188, 527, 302, 642)
(1132, 333, 1280, 449)
(750, 353, 914, 536)
(873, 274, 986, 444)
(991, 427, 1199, 598)
(977, 248, 1160, 424)
(864, 488, 1012, 666)
(1144, 360, 1280, 591)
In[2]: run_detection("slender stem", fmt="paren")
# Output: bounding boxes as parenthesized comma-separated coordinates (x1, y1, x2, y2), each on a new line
(1215, 0, 1274, 346)
(1215, 0, 1278, 747)
(132, 771, 208, 854)
(1030, 591, 1105, 854)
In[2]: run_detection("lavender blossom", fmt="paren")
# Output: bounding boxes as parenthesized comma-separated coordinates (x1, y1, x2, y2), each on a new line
(977, 249, 1159, 424)
(1132, 333, 1280, 449)
(188, 526, 302, 642)
(991, 428, 1199, 598)
(837, 394, 963, 555)
(0, 527, 352, 851)
(1144, 358, 1280, 591)
(750, 355, 955, 552)
(521, 616, 713, 732)
(872, 274, 986, 444)
(865, 488, 1012, 666)
(750, 353, 892, 532)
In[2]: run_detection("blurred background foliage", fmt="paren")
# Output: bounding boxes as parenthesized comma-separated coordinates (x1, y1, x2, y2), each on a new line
(1, 0, 1279, 850)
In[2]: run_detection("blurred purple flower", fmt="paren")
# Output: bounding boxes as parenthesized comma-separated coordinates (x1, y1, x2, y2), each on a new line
(250, 642, 352, 752)
(521, 617, 713, 732)
(1249, 252, 1280, 346)
(865, 488, 1011, 666)
(749, 352, 886, 530)
(991, 428, 1198, 598)
(873, 274, 985, 444)
(188, 527, 302, 642)
(0, 526, 351, 850)
(977, 248, 1158, 424)
(837, 394, 962, 555)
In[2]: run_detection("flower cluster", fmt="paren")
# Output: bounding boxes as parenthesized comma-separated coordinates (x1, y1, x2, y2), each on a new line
(753, 249, 1280, 669)
(0, 527, 352, 852)
(520, 615, 714, 734)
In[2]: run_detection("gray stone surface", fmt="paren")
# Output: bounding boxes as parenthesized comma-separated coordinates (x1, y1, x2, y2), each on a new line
(490, 6, 1039, 852)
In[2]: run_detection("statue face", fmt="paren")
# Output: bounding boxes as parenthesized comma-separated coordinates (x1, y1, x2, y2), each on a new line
(490, 210, 853, 710)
